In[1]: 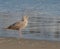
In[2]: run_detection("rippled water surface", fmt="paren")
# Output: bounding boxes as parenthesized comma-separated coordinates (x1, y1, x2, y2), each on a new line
(0, 0, 60, 41)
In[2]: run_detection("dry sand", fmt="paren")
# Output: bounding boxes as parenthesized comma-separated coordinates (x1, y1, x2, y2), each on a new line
(0, 37, 60, 49)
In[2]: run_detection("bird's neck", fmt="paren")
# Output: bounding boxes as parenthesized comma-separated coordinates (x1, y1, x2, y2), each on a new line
(24, 19, 28, 22)
(22, 18, 28, 23)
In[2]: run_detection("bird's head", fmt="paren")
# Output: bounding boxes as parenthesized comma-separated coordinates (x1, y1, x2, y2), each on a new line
(23, 16, 28, 20)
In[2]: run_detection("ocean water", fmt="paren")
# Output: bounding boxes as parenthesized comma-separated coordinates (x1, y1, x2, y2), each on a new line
(0, 0, 60, 41)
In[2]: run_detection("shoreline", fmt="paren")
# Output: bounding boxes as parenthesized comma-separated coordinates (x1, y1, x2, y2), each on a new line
(0, 37, 60, 49)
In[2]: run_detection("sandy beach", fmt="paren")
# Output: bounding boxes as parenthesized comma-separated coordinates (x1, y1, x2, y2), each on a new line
(0, 37, 60, 49)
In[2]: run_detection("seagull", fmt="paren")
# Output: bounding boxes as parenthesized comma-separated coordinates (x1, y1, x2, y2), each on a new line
(4, 16, 28, 38)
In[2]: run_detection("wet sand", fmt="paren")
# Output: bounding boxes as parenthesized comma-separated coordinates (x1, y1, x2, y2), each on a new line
(0, 37, 60, 49)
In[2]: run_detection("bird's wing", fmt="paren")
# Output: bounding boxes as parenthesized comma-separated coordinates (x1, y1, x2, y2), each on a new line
(6, 21, 20, 28)
(11, 21, 22, 26)
(5, 21, 21, 29)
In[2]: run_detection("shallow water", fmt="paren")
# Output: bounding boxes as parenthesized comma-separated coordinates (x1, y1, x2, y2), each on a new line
(0, 0, 60, 41)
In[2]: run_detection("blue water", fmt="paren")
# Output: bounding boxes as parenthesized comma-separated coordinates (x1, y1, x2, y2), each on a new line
(0, 0, 60, 41)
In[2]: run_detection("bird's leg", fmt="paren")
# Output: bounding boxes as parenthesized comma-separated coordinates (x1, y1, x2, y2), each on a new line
(17, 29, 22, 44)
(19, 29, 22, 39)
